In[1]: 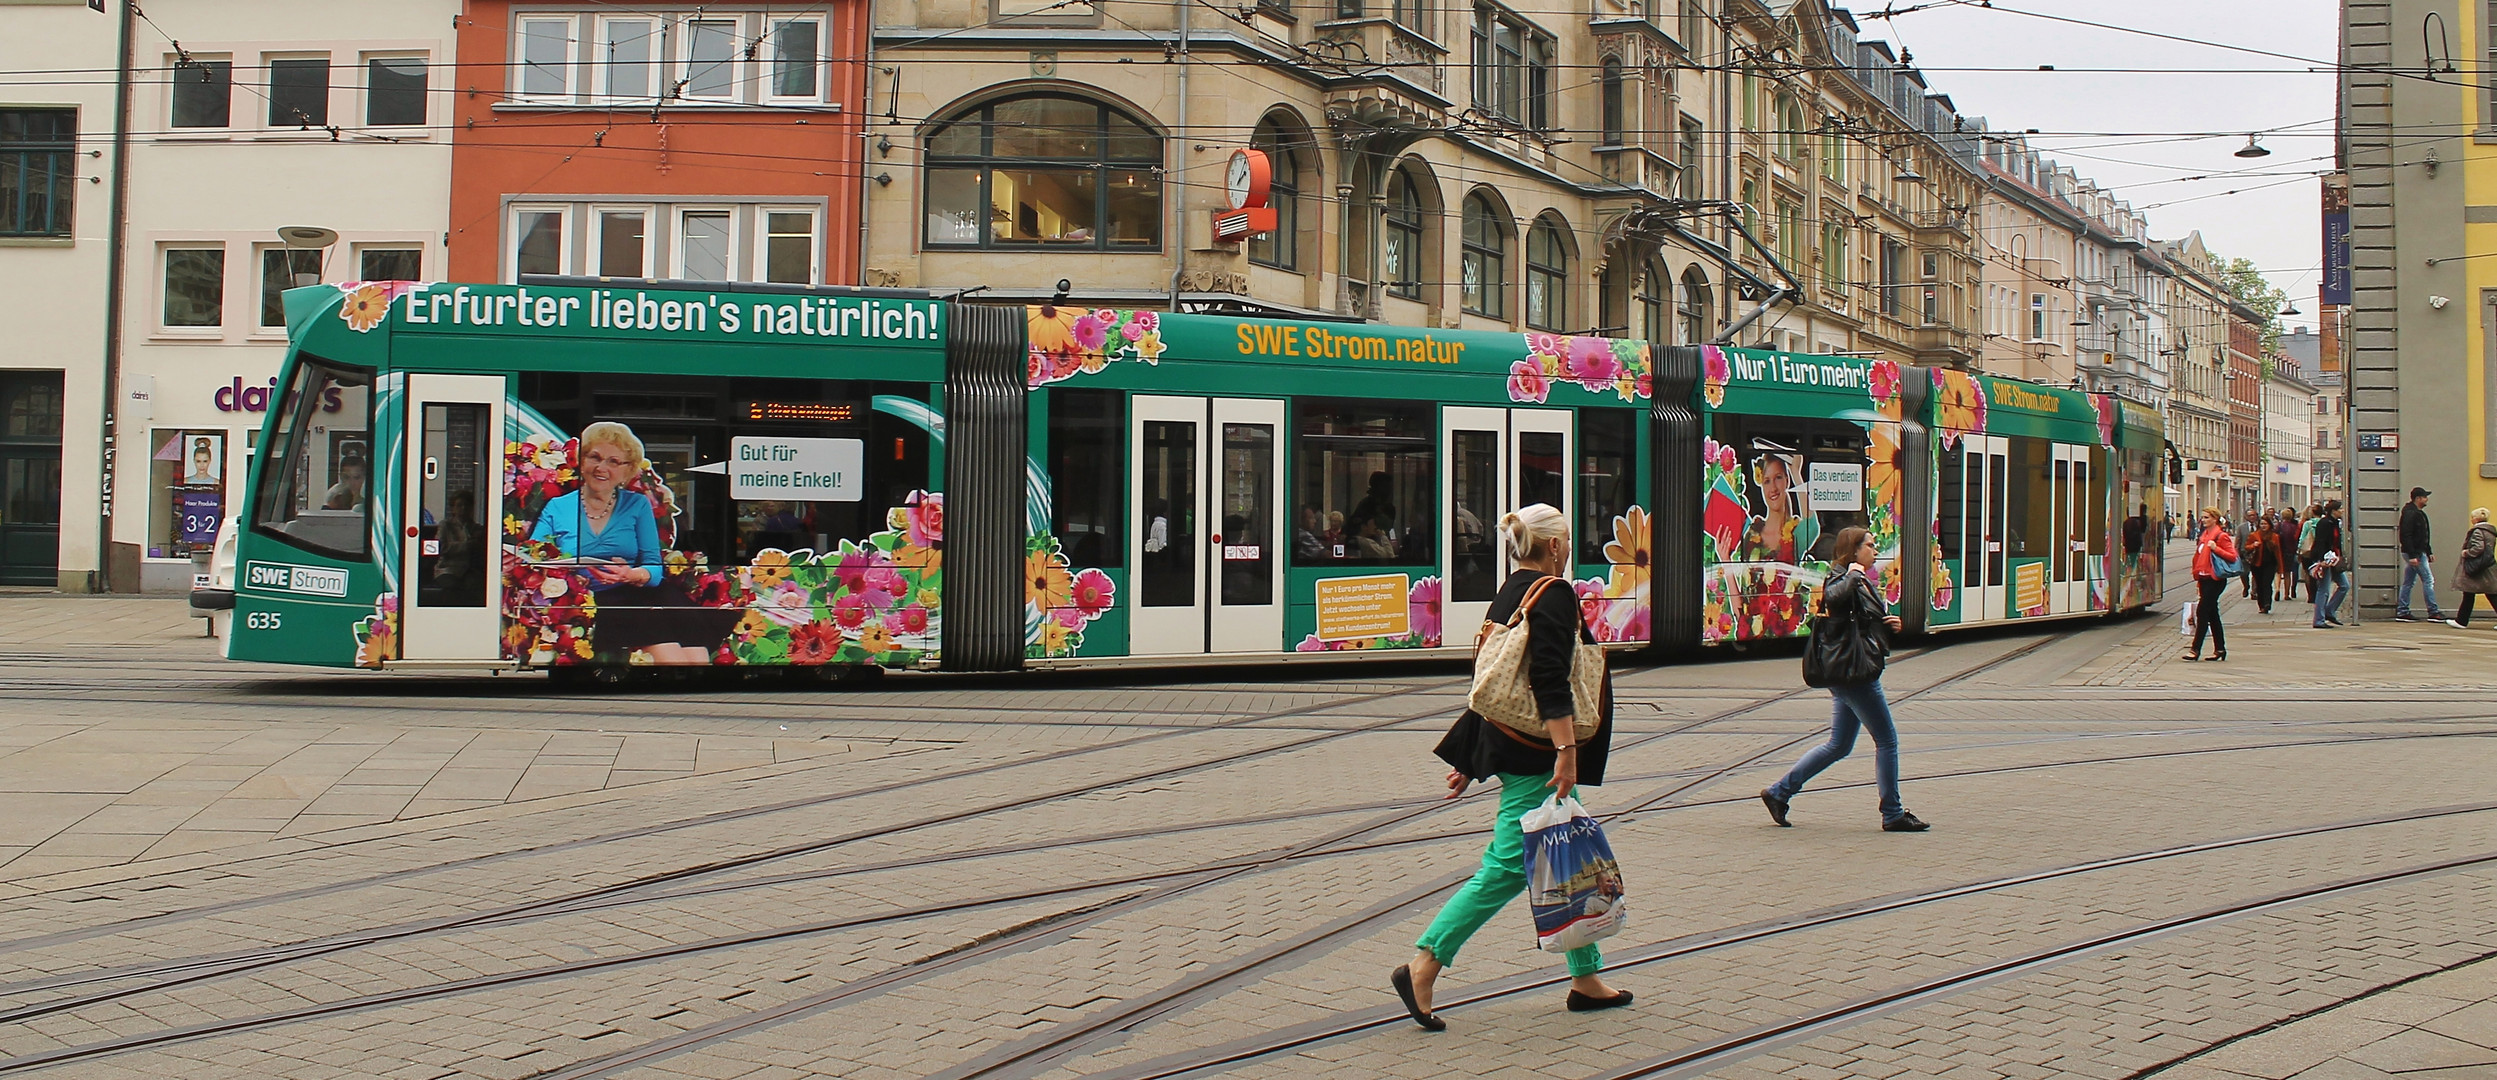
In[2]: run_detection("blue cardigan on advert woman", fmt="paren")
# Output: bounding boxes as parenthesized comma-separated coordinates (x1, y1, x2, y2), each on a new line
(529, 489, 664, 589)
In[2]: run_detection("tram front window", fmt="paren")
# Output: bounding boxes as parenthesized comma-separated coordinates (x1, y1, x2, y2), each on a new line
(251, 357, 373, 559)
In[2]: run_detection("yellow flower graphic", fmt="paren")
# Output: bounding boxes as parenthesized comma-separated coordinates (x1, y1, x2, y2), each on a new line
(338, 284, 393, 333)
(748, 548, 795, 589)
(858, 622, 898, 657)
(734, 608, 774, 640)
(1603, 507, 1651, 598)
(1026, 547, 1075, 612)
(1038, 618, 1074, 656)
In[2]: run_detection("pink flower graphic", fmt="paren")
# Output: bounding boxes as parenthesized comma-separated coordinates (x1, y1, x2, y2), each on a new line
(832, 592, 872, 629)
(1071, 568, 1116, 617)
(1407, 576, 1443, 645)
(1567, 336, 1623, 391)
(1508, 360, 1551, 403)
(1527, 332, 1566, 358)
(1072, 313, 1111, 352)
(760, 582, 814, 627)
(1869, 359, 1902, 404)
(1128, 309, 1158, 333)
(905, 492, 943, 548)
(883, 604, 931, 636)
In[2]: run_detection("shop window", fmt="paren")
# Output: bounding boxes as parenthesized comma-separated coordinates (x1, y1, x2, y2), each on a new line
(0, 108, 76, 238)
(260, 248, 321, 327)
(170, 57, 232, 129)
(1048, 388, 1122, 569)
(1460, 192, 1506, 318)
(150, 429, 231, 560)
(1578, 410, 1637, 564)
(253, 358, 374, 560)
(923, 95, 1163, 250)
(1382, 170, 1424, 299)
(163, 246, 225, 328)
(366, 56, 427, 126)
(359, 246, 421, 282)
(1292, 399, 1434, 566)
(267, 58, 330, 128)
(1524, 214, 1567, 331)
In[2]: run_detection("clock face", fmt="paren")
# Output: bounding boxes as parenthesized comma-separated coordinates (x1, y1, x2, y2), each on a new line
(1228, 152, 1254, 210)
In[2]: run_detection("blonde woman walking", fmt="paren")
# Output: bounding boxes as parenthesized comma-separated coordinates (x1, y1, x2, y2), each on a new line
(1391, 503, 1627, 1031)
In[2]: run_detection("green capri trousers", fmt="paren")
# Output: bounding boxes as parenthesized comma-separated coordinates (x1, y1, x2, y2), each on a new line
(1414, 772, 1603, 978)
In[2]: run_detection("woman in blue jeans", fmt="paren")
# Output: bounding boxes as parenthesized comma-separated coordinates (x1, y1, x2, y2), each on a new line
(1760, 526, 1930, 832)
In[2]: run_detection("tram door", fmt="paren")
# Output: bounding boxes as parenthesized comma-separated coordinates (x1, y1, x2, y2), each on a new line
(2051, 444, 2093, 611)
(1128, 395, 1286, 655)
(1440, 407, 1574, 635)
(399, 374, 506, 661)
(1952, 434, 2011, 623)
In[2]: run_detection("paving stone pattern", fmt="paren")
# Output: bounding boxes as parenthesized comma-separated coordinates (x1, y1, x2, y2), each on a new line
(0, 580, 2488, 1080)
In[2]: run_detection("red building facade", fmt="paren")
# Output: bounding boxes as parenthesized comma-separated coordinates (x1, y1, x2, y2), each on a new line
(448, 3, 868, 286)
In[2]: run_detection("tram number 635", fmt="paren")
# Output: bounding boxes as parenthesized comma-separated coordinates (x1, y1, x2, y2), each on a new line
(244, 612, 283, 630)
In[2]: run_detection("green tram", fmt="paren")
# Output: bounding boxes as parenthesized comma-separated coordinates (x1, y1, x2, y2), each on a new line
(196, 279, 2165, 676)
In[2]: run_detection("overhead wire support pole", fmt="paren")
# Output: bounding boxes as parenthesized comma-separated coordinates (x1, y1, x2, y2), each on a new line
(1636, 198, 1801, 346)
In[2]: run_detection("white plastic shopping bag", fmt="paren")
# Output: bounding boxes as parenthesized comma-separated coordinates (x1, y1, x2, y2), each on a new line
(2179, 604, 2196, 637)
(1520, 795, 1627, 953)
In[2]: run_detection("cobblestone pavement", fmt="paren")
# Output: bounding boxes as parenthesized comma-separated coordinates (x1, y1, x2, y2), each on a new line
(0, 576, 2488, 1080)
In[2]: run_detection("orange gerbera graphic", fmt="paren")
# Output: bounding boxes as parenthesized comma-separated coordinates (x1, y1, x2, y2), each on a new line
(1602, 506, 1651, 597)
(338, 284, 394, 333)
(1025, 546, 1076, 612)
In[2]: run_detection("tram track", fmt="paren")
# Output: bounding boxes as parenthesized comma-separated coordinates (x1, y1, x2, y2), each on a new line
(0, 642, 2483, 1074)
(1066, 804, 2497, 1080)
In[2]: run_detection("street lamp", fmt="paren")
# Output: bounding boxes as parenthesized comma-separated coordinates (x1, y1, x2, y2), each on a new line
(276, 225, 338, 285)
(2233, 135, 2270, 159)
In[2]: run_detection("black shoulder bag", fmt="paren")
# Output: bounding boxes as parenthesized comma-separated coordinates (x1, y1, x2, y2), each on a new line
(1802, 571, 1887, 688)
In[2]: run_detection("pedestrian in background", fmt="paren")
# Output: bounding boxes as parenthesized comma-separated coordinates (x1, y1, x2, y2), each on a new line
(2186, 508, 2238, 661)
(2244, 511, 2282, 615)
(2277, 508, 2306, 603)
(2397, 487, 2445, 622)
(1760, 526, 1928, 832)
(2449, 508, 2497, 629)
(2239, 511, 2263, 598)
(2309, 500, 2349, 628)
(1395, 503, 1627, 1031)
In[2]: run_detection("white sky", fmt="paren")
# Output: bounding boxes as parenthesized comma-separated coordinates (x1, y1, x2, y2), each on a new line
(1855, 0, 2337, 324)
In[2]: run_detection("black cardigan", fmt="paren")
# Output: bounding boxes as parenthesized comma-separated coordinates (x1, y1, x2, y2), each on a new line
(1433, 571, 1615, 785)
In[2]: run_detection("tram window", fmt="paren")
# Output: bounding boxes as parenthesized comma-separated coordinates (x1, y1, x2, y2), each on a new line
(2004, 439, 2050, 561)
(1705, 415, 1868, 566)
(1049, 389, 1122, 569)
(1935, 441, 1966, 563)
(1449, 430, 1498, 601)
(1577, 410, 1638, 565)
(1293, 399, 1434, 566)
(1139, 420, 1197, 607)
(252, 357, 374, 560)
(1985, 449, 2008, 585)
(1219, 422, 1275, 606)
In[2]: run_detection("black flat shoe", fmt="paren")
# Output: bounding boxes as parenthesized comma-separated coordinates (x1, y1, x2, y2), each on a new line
(1760, 789, 1791, 827)
(1883, 812, 1931, 832)
(1567, 989, 1634, 1012)
(1391, 965, 1445, 1031)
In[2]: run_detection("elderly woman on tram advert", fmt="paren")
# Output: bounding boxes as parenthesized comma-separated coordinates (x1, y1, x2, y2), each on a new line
(524, 421, 739, 664)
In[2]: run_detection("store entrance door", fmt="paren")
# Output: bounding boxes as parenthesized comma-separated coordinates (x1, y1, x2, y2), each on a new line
(0, 373, 64, 587)
(399, 374, 506, 660)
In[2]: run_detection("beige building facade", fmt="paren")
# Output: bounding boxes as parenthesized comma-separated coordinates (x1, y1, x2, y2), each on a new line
(2159, 232, 2233, 517)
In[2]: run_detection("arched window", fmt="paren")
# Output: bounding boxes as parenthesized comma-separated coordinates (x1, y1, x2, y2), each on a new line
(1461, 193, 1507, 318)
(1822, 221, 1847, 292)
(1383, 169, 1424, 299)
(1249, 118, 1302, 271)
(923, 95, 1161, 250)
(1524, 214, 1568, 331)
(1636, 258, 1667, 345)
(1773, 94, 1804, 161)
(1679, 266, 1711, 345)
(1600, 58, 1625, 146)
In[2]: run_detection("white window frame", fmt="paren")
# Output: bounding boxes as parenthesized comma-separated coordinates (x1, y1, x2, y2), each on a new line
(352, 242, 425, 283)
(590, 205, 654, 278)
(670, 205, 740, 282)
(165, 51, 236, 135)
(157, 242, 230, 336)
(594, 15, 663, 104)
(359, 51, 432, 130)
(253, 242, 327, 334)
(508, 203, 575, 281)
(675, 16, 745, 105)
(513, 15, 579, 103)
(755, 206, 821, 284)
(762, 15, 827, 104)
(258, 51, 336, 134)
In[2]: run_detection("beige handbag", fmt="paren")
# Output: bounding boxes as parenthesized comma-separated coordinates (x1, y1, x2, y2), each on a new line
(1467, 576, 1606, 745)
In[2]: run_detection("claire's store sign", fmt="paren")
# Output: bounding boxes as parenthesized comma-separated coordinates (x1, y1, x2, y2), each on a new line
(214, 376, 347, 414)
(385, 284, 945, 345)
